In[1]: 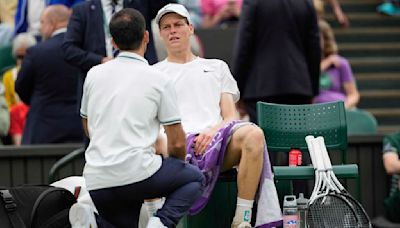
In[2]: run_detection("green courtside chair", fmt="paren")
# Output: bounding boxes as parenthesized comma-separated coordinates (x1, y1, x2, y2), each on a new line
(257, 101, 359, 200)
(346, 109, 378, 136)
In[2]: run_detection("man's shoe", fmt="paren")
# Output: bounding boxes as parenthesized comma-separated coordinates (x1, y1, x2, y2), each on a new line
(146, 217, 167, 228)
(69, 203, 98, 228)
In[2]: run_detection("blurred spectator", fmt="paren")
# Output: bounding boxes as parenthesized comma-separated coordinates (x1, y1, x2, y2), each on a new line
(377, 0, 400, 16)
(178, 0, 203, 28)
(2, 33, 36, 145)
(0, 23, 13, 46)
(232, 0, 320, 124)
(14, 0, 82, 37)
(313, 20, 359, 109)
(15, 5, 83, 144)
(382, 131, 400, 223)
(0, 83, 10, 143)
(8, 102, 28, 145)
(313, 0, 350, 27)
(201, 0, 242, 28)
(2, 33, 36, 109)
(0, 0, 17, 27)
(0, 0, 17, 44)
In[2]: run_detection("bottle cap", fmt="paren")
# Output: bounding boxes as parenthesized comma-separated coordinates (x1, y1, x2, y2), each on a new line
(283, 195, 297, 208)
(296, 193, 309, 209)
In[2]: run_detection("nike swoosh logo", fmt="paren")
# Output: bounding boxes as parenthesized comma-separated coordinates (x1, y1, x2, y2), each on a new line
(203, 70, 213, 73)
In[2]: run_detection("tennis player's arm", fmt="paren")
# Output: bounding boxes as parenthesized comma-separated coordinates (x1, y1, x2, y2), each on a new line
(383, 152, 400, 175)
(164, 123, 186, 160)
(193, 93, 237, 155)
(211, 93, 237, 131)
(82, 118, 89, 138)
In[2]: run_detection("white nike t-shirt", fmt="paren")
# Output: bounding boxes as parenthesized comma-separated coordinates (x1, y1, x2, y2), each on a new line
(154, 57, 239, 134)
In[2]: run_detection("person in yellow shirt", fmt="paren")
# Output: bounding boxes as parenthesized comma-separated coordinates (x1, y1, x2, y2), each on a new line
(2, 33, 36, 108)
(2, 33, 36, 145)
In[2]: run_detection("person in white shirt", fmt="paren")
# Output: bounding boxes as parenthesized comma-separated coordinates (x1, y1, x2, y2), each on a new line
(153, 4, 273, 228)
(72, 8, 204, 228)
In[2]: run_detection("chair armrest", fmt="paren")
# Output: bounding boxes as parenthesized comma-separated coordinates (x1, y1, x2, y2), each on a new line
(273, 164, 358, 180)
(48, 147, 85, 183)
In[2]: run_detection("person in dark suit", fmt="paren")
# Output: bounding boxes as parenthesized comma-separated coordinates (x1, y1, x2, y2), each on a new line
(15, 5, 83, 144)
(232, 0, 321, 124)
(62, 0, 175, 110)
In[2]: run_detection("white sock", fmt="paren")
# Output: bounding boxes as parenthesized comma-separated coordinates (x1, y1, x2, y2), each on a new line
(233, 197, 254, 224)
(144, 199, 164, 217)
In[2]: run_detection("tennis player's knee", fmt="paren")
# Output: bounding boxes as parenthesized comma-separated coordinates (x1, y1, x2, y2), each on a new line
(243, 127, 264, 148)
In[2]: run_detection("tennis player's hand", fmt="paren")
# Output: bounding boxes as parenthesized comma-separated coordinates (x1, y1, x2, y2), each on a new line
(194, 130, 216, 156)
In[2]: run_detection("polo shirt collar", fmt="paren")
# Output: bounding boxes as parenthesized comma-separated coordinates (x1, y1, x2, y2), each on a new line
(118, 51, 148, 65)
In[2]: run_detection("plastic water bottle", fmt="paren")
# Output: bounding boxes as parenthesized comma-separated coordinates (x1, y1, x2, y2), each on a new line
(283, 195, 299, 228)
(297, 193, 309, 228)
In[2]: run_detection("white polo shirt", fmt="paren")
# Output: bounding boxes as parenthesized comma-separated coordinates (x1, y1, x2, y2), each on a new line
(154, 57, 239, 134)
(81, 52, 181, 191)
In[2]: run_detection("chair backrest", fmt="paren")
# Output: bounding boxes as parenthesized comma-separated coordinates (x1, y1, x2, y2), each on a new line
(257, 101, 348, 159)
(0, 45, 16, 76)
(346, 109, 378, 136)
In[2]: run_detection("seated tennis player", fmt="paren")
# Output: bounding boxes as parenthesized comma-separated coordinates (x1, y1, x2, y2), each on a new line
(152, 4, 282, 228)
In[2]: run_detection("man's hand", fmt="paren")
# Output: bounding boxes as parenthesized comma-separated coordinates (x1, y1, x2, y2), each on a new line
(216, 4, 233, 21)
(334, 7, 350, 28)
(227, 0, 240, 18)
(194, 129, 217, 156)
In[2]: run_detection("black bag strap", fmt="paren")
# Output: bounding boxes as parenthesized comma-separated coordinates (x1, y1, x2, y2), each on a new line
(0, 190, 27, 228)
(29, 187, 74, 228)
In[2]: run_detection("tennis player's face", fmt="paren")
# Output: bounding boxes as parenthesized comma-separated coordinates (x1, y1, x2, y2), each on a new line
(159, 13, 193, 52)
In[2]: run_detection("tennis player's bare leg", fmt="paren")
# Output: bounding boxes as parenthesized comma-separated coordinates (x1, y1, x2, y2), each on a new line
(222, 125, 264, 227)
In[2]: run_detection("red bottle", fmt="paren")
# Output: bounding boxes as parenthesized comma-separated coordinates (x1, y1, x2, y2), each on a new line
(289, 149, 302, 166)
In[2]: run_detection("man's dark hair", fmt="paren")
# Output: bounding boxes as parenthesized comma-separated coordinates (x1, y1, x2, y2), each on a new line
(109, 8, 145, 51)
